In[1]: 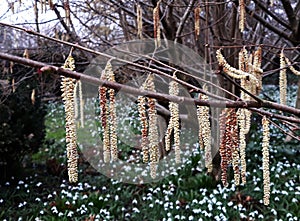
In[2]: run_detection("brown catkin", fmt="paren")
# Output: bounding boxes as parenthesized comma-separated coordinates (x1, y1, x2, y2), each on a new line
(138, 96, 149, 163)
(219, 109, 228, 187)
(194, 7, 201, 40)
(153, 1, 161, 47)
(99, 70, 110, 162)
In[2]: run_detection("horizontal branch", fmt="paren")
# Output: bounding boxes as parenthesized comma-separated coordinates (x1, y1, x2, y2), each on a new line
(1, 52, 300, 120)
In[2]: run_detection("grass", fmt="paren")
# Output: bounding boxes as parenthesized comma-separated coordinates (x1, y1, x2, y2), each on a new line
(0, 87, 299, 220)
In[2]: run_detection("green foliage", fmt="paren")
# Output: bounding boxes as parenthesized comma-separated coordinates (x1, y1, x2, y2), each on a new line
(1, 86, 299, 220)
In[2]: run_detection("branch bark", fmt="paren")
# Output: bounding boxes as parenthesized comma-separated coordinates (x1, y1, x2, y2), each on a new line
(1, 51, 300, 119)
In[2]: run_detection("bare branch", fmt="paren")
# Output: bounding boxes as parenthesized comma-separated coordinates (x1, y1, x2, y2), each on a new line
(1, 51, 300, 118)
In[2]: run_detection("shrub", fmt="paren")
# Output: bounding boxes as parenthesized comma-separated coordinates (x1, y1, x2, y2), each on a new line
(0, 64, 46, 182)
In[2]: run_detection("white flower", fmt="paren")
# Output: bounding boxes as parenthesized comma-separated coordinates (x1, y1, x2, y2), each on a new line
(189, 215, 194, 220)
(132, 199, 137, 204)
(58, 212, 63, 217)
(227, 201, 233, 207)
(132, 207, 140, 213)
(67, 211, 74, 217)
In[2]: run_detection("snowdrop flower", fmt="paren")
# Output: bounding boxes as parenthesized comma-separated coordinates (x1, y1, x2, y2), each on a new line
(132, 207, 140, 213)
(67, 211, 74, 217)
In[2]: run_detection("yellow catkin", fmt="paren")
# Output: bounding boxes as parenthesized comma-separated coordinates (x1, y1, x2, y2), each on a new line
(147, 74, 159, 178)
(153, 1, 161, 47)
(137, 4, 143, 39)
(78, 80, 84, 128)
(198, 90, 212, 172)
(253, 47, 263, 94)
(74, 81, 78, 119)
(237, 108, 247, 184)
(194, 7, 201, 40)
(196, 105, 205, 150)
(216, 49, 259, 85)
(61, 55, 78, 183)
(279, 52, 287, 105)
(239, 0, 246, 32)
(284, 56, 300, 76)
(262, 116, 270, 205)
(138, 95, 149, 163)
(165, 76, 180, 163)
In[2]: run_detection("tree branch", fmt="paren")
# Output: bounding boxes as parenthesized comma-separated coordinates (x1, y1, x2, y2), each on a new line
(246, 5, 292, 43)
(1, 51, 300, 119)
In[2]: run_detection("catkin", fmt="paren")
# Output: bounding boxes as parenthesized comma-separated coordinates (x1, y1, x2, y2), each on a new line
(138, 96, 149, 163)
(239, 0, 246, 32)
(279, 52, 287, 105)
(194, 7, 201, 40)
(284, 55, 300, 76)
(262, 116, 270, 205)
(61, 55, 78, 183)
(237, 108, 247, 184)
(197, 90, 212, 172)
(137, 4, 143, 39)
(165, 77, 180, 163)
(147, 74, 159, 178)
(219, 109, 228, 187)
(153, 1, 161, 47)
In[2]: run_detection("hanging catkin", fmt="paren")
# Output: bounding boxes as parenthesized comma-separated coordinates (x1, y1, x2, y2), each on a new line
(284, 55, 300, 76)
(137, 4, 143, 39)
(237, 108, 247, 184)
(194, 7, 201, 40)
(279, 51, 287, 105)
(153, 1, 161, 47)
(239, 0, 246, 32)
(138, 95, 149, 163)
(262, 116, 270, 205)
(61, 55, 78, 183)
(165, 74, 180, 163)
(99, 61, 118, 162)
(148, 75, 159, 178)
(107, 63, 118, 161)
(197, 88, 212, 172)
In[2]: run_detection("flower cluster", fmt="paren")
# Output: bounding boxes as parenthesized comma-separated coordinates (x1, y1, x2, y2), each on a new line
(60, 55, 78, 183)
